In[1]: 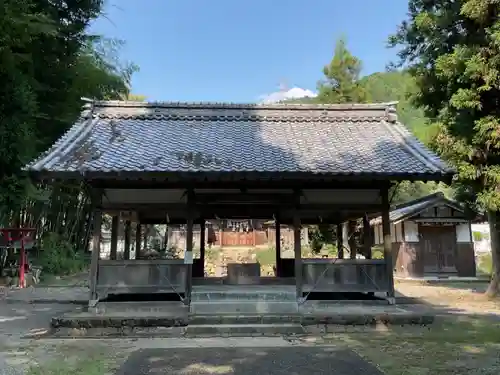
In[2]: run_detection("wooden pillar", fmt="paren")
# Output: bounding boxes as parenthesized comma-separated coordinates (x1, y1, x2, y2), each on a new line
(143, 225, 148, 250)
(110, 215, 119, 260)
(200, 220, 206, 275)
(219, 221, 224, 248)
(293, 191, 302, 300)
(294, 213, 302, 300)
(363, 215, 372, 259)
(275, 216, 281, 277)
(89, 190, 102, 307)
(124, 220, 131, 260)
(184, 190, 195, 305)
(348, 220, 357, 259)
(135, 223, 142, 259)
(381, 187, 396, 304)
(336, 223, 344, 259)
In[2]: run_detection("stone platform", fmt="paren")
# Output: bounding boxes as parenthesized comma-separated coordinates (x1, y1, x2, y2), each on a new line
(47, 285, 433, 337)
(49, 302, 434, 338)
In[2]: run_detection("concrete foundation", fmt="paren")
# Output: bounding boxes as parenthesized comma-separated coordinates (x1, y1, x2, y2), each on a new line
(48, 284, 434, 337)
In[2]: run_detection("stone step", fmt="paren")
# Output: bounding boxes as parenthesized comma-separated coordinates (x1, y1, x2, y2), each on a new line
(184, 323, 305, 336)
(190, 301, 299, 314)
(190, 291, 297, 302)
(188, 314, 302, 325)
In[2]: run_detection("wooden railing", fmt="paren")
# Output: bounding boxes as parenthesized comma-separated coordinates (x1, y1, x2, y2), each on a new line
(302, 259, 390, 293)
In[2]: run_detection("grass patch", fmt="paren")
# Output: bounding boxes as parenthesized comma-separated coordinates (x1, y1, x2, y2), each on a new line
(324, 316, 500, 375)
(256, 247, 276, 266)
(26, 345, 125, 375)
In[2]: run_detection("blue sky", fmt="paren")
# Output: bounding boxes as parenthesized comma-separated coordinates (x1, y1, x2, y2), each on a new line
(90, 0, 409, 102)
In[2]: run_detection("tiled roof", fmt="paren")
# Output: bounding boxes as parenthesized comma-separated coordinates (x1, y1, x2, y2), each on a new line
(27, 101, 454, 179)
(370, 192, 464, 224)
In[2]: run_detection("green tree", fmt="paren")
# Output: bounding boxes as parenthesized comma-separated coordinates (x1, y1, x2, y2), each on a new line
(317, 37, 367, 103)
(0, 0, 137, 276)
(390, 0, 500, 296)
(360, 71, 439, 144)
(125, 94, 147, 101)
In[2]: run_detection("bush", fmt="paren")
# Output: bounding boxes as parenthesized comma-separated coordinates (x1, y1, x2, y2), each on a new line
(36, 232, 88, 276)
(477, 253, 492, 276)
(473, 231, 485, 242)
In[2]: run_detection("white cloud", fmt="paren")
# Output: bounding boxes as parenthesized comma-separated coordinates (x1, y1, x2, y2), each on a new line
(259, 87, 317, 104)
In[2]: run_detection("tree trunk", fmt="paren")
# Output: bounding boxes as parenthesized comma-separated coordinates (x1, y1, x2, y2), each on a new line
(486, 210, 500, 297)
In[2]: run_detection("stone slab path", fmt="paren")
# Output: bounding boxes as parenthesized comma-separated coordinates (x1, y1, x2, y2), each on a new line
(115, 346, 382, 375)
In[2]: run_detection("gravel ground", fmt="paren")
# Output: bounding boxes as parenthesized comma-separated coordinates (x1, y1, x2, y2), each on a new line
(0, 282, 499, 374)
(0, 302, 82, 375)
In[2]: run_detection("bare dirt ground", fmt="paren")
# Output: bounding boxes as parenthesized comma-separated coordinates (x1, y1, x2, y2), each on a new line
(1, 279, 500, 374)
(395, 280, 500, 315)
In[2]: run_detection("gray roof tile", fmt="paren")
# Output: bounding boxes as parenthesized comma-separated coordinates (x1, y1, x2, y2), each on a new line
(370, 192, 465, 224)
(27, 101, 454, 178)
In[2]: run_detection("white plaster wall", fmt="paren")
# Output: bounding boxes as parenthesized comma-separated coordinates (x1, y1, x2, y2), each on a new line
(390, 224, 396, 242)
(456, 223, 472, 243)
(404, 221, 419, 242)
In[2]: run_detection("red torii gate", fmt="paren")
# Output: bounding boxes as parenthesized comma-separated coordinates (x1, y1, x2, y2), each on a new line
(0, 228, 36, 288)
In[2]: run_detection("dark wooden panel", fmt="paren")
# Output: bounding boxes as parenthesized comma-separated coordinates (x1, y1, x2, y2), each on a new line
(456, 243, 476, 277)
(301, 259, 390, 293)
(96, 260, 187, 299)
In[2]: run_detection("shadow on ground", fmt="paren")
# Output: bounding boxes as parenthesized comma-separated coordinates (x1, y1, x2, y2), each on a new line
(116, 346, 382, 375)
(323, 313, 500, 375)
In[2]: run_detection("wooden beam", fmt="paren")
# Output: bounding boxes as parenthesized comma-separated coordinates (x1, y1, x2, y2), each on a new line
(381, 187, 396, 304)
(89, 189, 102, 307)
(86, 175, 397, 190)
(110, 215, 119, 260)
(101, 202, 384, 213)
(123, 220, 131, 260)
(194, 192, 295, 205)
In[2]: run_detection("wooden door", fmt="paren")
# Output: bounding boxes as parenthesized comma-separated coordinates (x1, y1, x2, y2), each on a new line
(419, 225, 457, 274)
(438, 228, 457, 272)
(421, 227, 439, 273)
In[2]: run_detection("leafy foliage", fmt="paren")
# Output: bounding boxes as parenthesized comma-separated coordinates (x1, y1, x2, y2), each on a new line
(390, 0, 500, 295)
(0, 0, 137, 277)
(360, 71, 439, 144)
(360, 70, 455, 204)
